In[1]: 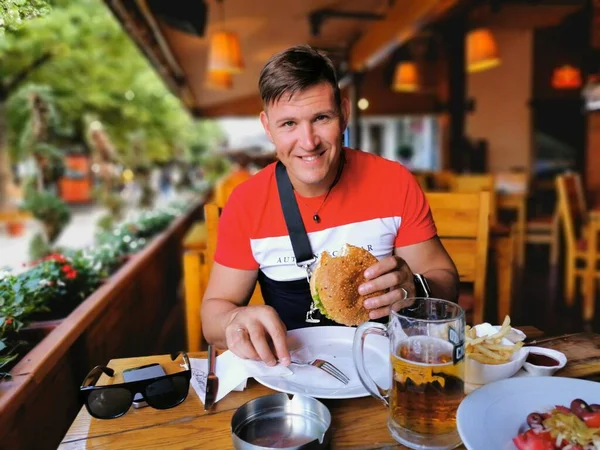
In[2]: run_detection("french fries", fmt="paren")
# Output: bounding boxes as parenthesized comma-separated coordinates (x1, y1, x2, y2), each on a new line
(465, 315, 524, 365)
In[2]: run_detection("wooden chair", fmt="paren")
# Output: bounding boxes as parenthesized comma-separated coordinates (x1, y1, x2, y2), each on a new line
(214, 169, 253, 208)
(198, 203, 265, 343)
(495, 171, 529, 267)
(525, 176, 560, 265)
(430, 170, 456, 191)
(182, 203, 235, 351)
(412, 173, 429, 191)
(204, 203, 222, 272)
(556, 173, 600, 320)
(426, 191, 491, 324)
(447, 174, 520, 320)
(525, 212, 560, 265)
(182, 222, 209, 352)
(451, 174, 497, 225)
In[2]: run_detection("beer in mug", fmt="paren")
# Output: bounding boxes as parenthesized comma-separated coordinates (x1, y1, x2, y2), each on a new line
(354, 297, 465, 449)
(391, 336, 465, 435)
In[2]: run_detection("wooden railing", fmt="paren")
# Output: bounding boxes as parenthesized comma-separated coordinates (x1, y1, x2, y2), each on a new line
(0, 200, 203, 450)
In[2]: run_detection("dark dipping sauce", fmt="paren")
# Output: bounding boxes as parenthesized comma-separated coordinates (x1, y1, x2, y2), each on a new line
(526, 353, 559, 367)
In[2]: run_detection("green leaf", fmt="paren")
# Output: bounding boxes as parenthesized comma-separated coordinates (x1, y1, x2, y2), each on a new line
(0, 0, 51, 35)
(25, 279, 38, 291)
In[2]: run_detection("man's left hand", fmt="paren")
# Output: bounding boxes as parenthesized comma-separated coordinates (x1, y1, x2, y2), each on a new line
(358, 255, 415, 320)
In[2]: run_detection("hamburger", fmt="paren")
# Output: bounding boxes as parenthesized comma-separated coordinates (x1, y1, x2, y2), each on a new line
(309, 244, 385, 326)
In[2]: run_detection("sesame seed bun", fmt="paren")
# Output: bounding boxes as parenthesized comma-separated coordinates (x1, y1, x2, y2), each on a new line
(309, 244, 384, 326)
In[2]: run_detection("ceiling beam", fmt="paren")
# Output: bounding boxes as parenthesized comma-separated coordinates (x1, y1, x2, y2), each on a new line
(192, 94, 264, 118)
(349, 0, 463, 72)
(104, 0, 195, 108)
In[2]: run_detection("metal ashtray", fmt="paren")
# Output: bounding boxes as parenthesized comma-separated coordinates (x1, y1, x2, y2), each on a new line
(231, 393, 332, 449)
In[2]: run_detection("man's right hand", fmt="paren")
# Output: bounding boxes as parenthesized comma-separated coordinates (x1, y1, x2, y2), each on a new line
(224, 305, 291, 367)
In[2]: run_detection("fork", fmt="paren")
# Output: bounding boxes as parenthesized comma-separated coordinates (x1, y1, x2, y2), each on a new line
(290, 358, 350, 385)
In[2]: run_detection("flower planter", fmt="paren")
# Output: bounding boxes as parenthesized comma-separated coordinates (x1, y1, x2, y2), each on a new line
(0, 200, 203, 450)
(21, 319, 63, 340)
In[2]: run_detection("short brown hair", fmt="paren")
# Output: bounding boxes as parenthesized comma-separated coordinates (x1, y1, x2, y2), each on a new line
(258, 45, 341, 109)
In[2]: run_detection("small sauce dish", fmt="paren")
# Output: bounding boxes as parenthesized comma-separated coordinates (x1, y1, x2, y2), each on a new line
(522, 346, 567, 376)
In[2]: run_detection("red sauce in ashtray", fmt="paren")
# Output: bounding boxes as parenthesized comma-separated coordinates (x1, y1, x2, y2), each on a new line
(526, 352, 559, 367)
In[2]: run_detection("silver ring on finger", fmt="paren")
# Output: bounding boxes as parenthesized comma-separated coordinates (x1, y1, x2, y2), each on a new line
(400, 287, 408, 300)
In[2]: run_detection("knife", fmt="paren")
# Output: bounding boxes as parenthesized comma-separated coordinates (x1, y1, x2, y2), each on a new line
(204, 344, 219, 411)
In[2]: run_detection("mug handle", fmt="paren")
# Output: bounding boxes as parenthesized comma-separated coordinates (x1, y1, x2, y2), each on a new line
(352, 321, 390, 407)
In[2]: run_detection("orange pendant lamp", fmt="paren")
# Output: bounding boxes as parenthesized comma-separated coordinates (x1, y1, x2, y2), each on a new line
(208, 30, 244, 73)
(392, 62, 419, 92)
(466, 28, 501, 73)
(551, 65, 582, 89)
(208, 0, 244, 74)
(206, 70, 233, 90)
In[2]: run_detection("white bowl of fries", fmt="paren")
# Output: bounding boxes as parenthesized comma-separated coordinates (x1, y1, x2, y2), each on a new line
(464, 316, 527, 386)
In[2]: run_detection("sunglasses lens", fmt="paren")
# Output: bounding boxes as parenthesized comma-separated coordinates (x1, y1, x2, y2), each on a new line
(86, 388, 132, 419)
(145, 375, 189, 409)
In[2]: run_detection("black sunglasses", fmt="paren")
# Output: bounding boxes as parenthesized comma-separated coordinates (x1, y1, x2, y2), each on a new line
(79, 351, 191, 419)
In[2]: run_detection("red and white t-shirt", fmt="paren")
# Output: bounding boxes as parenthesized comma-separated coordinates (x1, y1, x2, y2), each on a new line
(214, 147, 437, 329)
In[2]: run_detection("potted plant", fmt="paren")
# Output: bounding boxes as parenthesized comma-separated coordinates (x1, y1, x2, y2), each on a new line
(0, 270, 46, 378)
(22, 191, 71, 258)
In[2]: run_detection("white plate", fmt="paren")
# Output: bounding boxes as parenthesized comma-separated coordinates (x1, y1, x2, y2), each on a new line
(457, 377, 600, 450)
(254, 326, 390, 399)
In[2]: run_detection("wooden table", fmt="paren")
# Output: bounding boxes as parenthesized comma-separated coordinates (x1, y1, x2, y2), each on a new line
(59, 327, 600, 449)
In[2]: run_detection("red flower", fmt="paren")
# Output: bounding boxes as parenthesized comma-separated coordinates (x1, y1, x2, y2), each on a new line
(61, 265, 74, 274)
(65, 270, 77, 280)
(46, 253, 67, 263)
(5, 318, 13, 326)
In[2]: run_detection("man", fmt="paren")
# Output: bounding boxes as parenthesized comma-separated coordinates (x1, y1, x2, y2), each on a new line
(202, 45, 458, 367)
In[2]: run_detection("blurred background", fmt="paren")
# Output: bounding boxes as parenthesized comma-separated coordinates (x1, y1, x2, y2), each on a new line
(1, 0, 600, 331)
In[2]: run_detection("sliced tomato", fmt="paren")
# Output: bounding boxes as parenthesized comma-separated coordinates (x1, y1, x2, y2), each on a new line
(581, 411, 600, 428)
(512, 430, 555, 450)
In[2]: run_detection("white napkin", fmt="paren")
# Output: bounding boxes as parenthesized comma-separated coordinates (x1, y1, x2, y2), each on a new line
(190, 350, 293, 406)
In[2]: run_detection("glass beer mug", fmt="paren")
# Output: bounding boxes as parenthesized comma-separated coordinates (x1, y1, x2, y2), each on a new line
(353, 298, 466, 450)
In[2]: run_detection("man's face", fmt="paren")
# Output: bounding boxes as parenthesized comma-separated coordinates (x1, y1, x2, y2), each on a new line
(260, 82, 349, 197)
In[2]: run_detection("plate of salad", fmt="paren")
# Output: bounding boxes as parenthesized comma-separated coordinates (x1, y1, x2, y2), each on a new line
(457, 377, 600, 449)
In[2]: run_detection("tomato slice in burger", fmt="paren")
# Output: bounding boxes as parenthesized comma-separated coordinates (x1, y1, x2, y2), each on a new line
(512, 430, 555, 450)
(582, 411, 600, 428)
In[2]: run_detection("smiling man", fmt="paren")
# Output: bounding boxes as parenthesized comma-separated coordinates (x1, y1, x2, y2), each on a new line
(201, 45, 459, 367)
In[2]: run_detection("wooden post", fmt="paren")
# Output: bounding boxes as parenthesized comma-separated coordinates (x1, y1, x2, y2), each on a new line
(439, 16, 468, 172)
(348, 72, 363, 149)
